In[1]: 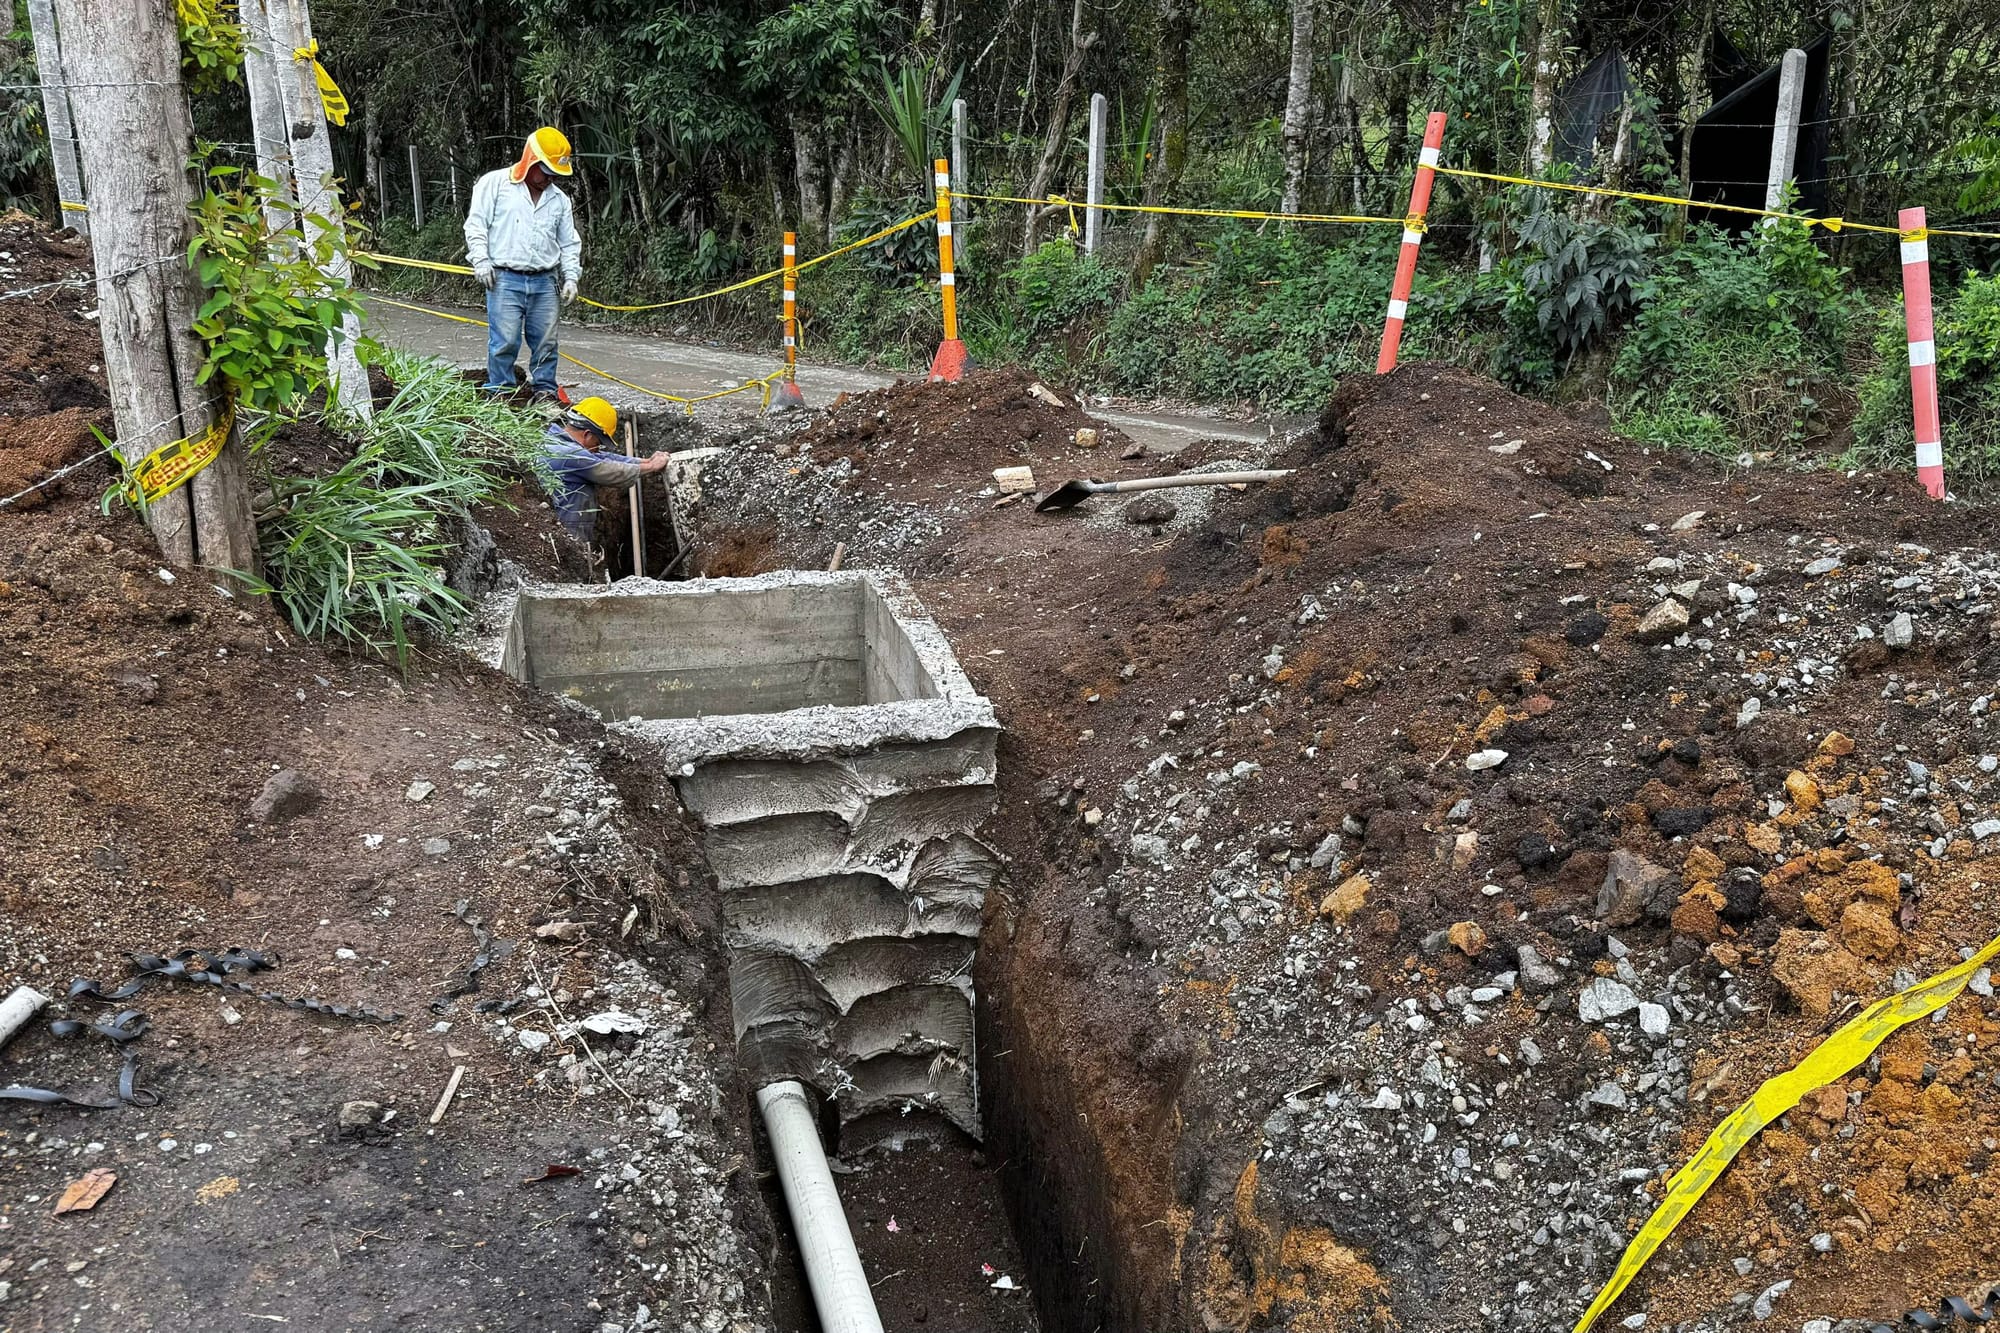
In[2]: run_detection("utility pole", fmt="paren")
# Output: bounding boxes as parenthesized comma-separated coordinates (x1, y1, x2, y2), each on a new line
(50, 0, 257, 571)
(1084, 92, 1106, 253)
(1764, 47, 1808, 215)
(24, 0, 88, 235)
(262, 0, 372, 420)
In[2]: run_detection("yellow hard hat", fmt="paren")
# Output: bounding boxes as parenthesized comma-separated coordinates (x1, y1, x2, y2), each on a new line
(568, 396, 617, 441)
(525, 126, 574, 176)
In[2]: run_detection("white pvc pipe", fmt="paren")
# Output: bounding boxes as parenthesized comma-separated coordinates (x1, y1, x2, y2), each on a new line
(756, 1080, 885, 1333)
(0, 985, 51, 1053)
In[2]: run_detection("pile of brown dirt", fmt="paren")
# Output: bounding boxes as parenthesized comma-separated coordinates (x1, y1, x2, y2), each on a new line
(697, 360, 2000, 1333)
(800, 366, 1139, 497)
(0, 215, 111, 507)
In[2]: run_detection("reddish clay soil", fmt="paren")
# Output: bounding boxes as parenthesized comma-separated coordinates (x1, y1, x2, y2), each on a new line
(690, 363, 2000, 1332)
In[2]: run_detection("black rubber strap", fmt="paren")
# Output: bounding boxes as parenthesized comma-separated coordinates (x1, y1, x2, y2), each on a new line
(1869, 1287, 2000, 1332)
(71, 948, 402, 1024)
(432, 899, 515, 1013)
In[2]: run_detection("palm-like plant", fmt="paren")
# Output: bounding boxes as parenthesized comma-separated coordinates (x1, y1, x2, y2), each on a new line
(873, 57, 963, 189)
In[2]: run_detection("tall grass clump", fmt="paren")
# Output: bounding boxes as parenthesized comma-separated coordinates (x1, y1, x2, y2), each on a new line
(252, 349, 552, 664)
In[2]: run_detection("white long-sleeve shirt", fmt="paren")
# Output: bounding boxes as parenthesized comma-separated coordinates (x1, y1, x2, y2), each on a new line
(464, 167, 582, 281)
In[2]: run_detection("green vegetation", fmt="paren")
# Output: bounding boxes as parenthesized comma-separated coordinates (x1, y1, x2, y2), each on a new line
(250, 350, 550, 666)
(1854, 271, 2000, 489)
(188, 165, 374, 412)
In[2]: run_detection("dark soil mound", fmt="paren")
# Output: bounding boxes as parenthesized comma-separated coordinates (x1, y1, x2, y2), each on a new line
(0, 215, 112, 507)
(798, 366, 1135, 496)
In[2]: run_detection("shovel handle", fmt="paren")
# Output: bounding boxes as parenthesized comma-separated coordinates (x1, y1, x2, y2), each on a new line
(1091, 469, 1293, 496)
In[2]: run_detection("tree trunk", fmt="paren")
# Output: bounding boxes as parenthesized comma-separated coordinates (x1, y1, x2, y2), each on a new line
(794, 119, 826, 240)
(363, 94, 383, 214)
(1671, 0, 1714, 244)
(1525, 0, 1564, 173)
(828, 130, 855, 243)
(1021, 0, 1096, 254)
(50, 0, 257, 573)
(1280, 0, 1316, 214)
(1130, 0, 1194, 285)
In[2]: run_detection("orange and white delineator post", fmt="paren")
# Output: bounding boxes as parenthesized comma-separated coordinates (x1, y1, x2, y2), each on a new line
(1898, 207, 1946, 499)
(769, 230, 808, 411)
(1376, 111, 1448, 374)
(928, 157, 972, 383)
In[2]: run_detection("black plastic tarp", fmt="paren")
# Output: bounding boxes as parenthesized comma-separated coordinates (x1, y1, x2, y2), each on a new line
(1687, 31, 1833, 226)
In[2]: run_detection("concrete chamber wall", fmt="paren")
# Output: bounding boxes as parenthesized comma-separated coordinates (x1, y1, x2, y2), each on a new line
(491, 571, 999, 1144)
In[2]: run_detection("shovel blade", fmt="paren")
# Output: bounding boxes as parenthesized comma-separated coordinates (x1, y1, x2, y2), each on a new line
(1034, 479, 1099, 511)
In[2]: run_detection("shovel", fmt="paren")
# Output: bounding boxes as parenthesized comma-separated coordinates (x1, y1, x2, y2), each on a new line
(1034, 469, 1295, 512)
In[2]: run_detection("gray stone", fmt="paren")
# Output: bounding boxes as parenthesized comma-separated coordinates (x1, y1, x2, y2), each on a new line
(517, 1030, 552, 1053)
(422, 837, 453, 857)
(1368, 1087, 1403, 1112)
(1585, 1081, 1629, 1112)
(1637, 1002, 1670, 1036)
(1465, 748, 1508, 772)
(1971, 968, 1993, 998)
(1121, 494, 1179, 526)
(1129, 833, 1170, 865)
(1579, 977, 1641, 1022)
(1884, 612, 1914, 648)
(249, 769, 320, 823)
(337, 1100, 383, 1131)
(406, 779, 436, 802)
(1971, 819, 2000, 841)
(1308, 833, 1343, 870)
(1516, 945, 1563, 994)
(1635, 599, 1689, 643)
(1803, 557, 1841, 576)
(1597, 849, 1676, 927)
(1752, 1280, 1793, 1320)
(1736, 696, 1762, 728)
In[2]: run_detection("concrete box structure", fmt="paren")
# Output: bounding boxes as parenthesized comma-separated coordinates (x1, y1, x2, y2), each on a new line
(492, 571, 998, 1142)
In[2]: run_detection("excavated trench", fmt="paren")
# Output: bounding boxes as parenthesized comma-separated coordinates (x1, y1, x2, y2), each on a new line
(485, 566, 1108, 1330)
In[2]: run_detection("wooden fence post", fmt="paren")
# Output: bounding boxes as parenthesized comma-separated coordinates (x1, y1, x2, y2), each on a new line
(1085, 92, 1107, 254)
(24, 0, 88, 234)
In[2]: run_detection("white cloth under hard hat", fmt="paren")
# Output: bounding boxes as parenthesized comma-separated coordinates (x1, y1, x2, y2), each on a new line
(463, 167, 582, 281)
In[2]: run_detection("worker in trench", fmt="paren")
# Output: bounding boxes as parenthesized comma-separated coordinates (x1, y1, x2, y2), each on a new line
(540, 397, 671, 543)
(464, 127, 583, 403)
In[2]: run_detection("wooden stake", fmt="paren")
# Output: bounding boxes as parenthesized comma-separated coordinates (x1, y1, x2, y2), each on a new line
(623, 418, 647, 576)
(429, 1064, 467, 1124)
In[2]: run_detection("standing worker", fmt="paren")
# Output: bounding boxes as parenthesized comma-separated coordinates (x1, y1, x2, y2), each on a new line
(465, 127, 583, 402)
(541, 397, 670, 542)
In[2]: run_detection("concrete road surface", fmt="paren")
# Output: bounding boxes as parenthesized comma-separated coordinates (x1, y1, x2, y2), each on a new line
(362, 297, 1268, 456)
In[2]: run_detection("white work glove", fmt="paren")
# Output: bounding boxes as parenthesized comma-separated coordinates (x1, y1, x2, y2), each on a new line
(561, 277, 579, 304)
(473, 260, 495, 290)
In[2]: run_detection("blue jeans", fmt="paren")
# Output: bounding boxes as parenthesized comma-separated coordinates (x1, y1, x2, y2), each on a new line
(483, 270, 559, 393)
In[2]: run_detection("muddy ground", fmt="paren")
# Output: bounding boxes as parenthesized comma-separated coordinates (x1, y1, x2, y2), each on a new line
(687, 364, 2000, 1333)
(7, 203, 2000, 1333)
(0, 217, 1038, 1333)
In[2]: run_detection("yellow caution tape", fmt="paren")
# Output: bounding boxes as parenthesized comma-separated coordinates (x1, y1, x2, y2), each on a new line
(292, 40, 349, 127)
(1433, 165, 2000, 241)
(59, 200, 87, 213)
(358, 208, 936, 316)
(1574, 929, 2000, 1333)
(954, 191, 1401, 227)
(127, 402, 233, 504)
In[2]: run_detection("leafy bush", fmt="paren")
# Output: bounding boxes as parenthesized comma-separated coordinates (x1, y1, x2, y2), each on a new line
(1852, 270, 2000, 491)
(1611, 222, 1856, 459)
(1497, 207, 1654, 387)
(189, 166, 373, 411)
(253, 350, 549, 664)
(1090, 225, 1482, 411)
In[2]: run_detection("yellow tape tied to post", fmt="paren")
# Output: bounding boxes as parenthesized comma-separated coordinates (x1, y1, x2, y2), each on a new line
(293, 39, 349, 127)
(127, 403, 234, 505)
(1575, 930, 2000, 1332)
